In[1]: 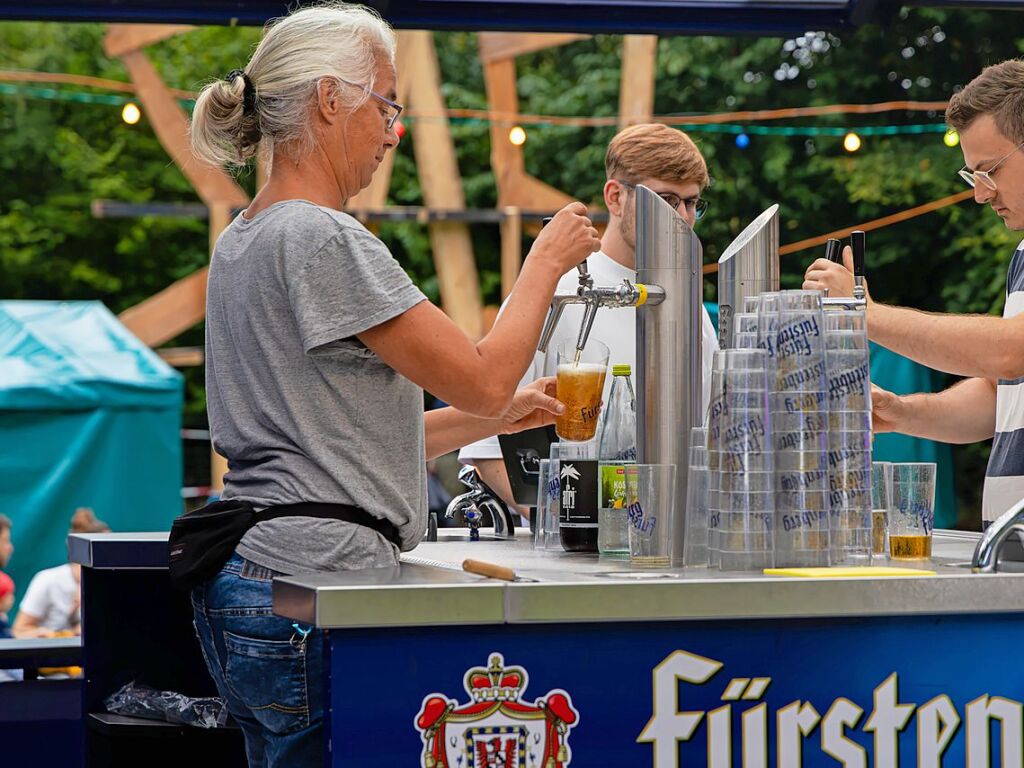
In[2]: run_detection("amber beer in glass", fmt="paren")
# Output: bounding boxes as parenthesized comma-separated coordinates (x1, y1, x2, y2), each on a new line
(888, 462, 936, 561)
(555, 340, 609, 442)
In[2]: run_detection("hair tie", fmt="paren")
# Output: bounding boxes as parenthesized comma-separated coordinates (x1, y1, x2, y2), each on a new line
(225, 68, 257, 117)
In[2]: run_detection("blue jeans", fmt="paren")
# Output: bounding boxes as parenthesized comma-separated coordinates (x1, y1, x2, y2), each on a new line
(191, 554, 324, 768)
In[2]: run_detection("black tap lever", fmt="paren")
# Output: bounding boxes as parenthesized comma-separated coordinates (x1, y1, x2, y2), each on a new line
(850, 230, 866, 300)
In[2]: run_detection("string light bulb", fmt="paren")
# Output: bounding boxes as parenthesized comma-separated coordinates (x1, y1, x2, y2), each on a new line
(943, 129, 960, 147)
(735, 133, 750, 149)
(121, 102, 141, 125)
(508, 126, 527, 146)
(843, 131, 862, 152)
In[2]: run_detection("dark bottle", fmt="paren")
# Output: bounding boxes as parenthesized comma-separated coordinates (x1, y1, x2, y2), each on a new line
(558, 439, 599, 552)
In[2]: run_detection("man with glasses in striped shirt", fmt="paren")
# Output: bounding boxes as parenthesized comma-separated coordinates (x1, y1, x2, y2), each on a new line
(803, 59, 1024, 526)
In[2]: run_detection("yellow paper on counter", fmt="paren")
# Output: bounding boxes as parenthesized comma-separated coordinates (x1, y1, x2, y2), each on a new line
(764, 566, 935, 578)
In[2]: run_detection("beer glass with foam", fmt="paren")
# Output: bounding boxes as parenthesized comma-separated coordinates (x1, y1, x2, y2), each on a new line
(555, 339, 609, 442)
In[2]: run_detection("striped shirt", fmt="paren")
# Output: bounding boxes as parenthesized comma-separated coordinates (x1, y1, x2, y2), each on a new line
(983, 239, 1024, 522)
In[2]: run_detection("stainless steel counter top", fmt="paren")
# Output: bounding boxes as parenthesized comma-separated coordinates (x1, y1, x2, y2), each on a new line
(273, 529, 1024, 629)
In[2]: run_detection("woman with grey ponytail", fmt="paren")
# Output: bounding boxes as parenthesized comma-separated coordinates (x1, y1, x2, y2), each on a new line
(187, 4, 600, 765)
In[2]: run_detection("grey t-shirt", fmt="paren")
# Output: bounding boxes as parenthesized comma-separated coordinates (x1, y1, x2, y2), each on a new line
(205, 200, 428, 574)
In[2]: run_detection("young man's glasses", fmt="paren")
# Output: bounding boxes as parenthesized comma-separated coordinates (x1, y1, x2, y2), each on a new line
(958, 140, 1024, 191)
(615, 180, 710, 220)
(339, 78, 404, 131)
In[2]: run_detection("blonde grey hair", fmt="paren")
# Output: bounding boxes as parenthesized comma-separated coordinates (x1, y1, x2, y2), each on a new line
(190, 2, 396, 168)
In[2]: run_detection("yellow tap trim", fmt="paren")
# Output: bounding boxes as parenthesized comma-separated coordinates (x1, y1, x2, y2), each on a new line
(635, 283, 648, 306)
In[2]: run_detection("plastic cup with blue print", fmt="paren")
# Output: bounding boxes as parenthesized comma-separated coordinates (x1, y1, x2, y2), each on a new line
(889, 462, 936, 560)
(625, 463, 677, 568)
(532, 457, 560, 551)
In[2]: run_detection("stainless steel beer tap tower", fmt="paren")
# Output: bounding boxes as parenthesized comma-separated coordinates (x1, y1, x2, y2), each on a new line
(716, 204, 780, 349)
(635, 186, 704, 566)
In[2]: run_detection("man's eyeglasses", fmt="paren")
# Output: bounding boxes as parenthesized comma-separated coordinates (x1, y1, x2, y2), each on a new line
(339, 78, 404, 131)
(958, 140, 1024, 191)
(615, 180, 710, 220)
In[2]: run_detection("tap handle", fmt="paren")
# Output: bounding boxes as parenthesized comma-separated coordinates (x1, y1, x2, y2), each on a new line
(824, 238, 842, 264)
(851, 230, 866, 278)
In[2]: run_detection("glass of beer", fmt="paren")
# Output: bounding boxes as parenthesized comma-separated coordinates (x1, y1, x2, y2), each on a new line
(889, 462, 936, 560)
(555, 339, 609, 442)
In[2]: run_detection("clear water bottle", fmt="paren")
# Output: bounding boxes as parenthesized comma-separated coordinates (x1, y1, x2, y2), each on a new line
(597, 364, 637, 557)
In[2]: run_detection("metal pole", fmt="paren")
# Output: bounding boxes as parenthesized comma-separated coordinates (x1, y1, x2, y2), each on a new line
(635, 185, 703, 567)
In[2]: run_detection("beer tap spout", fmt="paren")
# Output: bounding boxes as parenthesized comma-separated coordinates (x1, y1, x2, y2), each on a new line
(575, 302, 599, 357)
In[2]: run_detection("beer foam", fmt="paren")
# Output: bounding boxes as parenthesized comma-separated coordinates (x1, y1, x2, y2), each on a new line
(556, 363, 607, 376)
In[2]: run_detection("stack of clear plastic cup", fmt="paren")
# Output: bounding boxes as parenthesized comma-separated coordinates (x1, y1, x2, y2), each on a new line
(771, 290, 831, 567)
(825, 310, 873, 563)
(684, 427, 709, 567)
(705, 354, 726, 568)
(710, 349, 774, 571)
(733, 312, 760, 350)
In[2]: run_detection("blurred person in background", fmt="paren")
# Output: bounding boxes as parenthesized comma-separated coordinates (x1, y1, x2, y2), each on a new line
(13, 507, 109, 638)
(0, 514, 13, 570)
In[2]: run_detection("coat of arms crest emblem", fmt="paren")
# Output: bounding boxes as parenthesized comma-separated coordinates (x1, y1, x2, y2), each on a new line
(414, 652, 579, 768)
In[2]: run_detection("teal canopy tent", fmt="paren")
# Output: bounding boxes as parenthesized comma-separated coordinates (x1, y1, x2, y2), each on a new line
(0, 301, 183, 614)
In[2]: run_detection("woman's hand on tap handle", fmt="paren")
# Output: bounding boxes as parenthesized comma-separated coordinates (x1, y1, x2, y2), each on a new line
(530, 202, 601, 276)
(803, 245, 873, 304)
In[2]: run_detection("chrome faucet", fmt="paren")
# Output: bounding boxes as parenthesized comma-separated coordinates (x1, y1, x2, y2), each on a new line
(446, 465, 516, 540)
(972, 497, 1024, 573)
(537, 261, 660, 355)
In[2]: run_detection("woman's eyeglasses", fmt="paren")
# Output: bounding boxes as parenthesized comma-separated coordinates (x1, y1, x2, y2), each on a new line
(338, 78, 404, 131)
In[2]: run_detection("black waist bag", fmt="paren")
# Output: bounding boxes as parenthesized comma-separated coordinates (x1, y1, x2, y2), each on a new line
(168, 498, 400, 592)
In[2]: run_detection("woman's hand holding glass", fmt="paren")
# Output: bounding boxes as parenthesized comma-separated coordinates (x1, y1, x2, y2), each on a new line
(498, 377, 565, 435)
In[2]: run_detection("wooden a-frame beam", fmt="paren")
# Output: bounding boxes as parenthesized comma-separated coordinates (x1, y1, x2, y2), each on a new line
(403, 31, 483, 339)
(105, 25, 249, 347)
(477, 32, 589, 64)
(619, 36, 658, 128)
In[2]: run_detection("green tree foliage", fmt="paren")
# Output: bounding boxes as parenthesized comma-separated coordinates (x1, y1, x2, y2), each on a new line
(2, 9, 1022, 517)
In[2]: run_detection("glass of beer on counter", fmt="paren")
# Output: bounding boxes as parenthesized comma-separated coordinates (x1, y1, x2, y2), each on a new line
(889, 462, 936, 560)
(555, 339, 609, 442)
